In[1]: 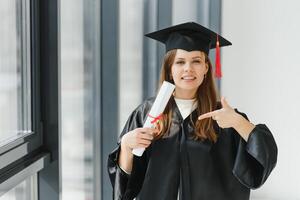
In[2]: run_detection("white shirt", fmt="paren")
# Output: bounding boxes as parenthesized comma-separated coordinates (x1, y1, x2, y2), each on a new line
(174, 98, 197, 120)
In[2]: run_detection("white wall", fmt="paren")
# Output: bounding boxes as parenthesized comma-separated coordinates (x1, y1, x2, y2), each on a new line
(222, 1, 300, 199)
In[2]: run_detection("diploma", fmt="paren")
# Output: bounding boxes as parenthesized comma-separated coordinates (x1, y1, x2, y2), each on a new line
(132, 81, 175, 156)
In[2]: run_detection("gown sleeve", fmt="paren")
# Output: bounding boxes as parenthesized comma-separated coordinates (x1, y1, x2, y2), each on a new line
(107, 104, 150, 200)
(231, 111, 278, 189)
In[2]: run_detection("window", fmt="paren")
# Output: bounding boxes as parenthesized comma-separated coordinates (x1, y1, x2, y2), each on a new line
(1, 174, 38, 200)
(0, 0, 32, 147)
(60, 0, 101, 199)
(0, 0, 48, 198)
(119, 0, 144, 131)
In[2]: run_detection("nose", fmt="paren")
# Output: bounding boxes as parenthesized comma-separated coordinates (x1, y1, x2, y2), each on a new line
(183, 62, 192, 72)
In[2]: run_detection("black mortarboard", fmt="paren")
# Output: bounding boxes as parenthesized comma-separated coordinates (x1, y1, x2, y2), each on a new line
(145, 22, 231, 55)
(145, 22, 232, 78)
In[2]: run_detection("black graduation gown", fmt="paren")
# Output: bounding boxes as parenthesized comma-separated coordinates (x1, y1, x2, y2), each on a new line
(107, 97, 278, 200)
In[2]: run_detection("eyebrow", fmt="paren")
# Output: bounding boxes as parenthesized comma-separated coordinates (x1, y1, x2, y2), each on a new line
(175, 56, 203, 60)
(192, 56, 203, 59)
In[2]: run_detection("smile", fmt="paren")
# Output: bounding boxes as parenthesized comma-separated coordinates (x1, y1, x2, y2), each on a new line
(181, 76, 196, 80)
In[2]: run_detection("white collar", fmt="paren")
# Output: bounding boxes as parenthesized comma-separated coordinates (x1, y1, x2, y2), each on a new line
(174, 98, 197, 119)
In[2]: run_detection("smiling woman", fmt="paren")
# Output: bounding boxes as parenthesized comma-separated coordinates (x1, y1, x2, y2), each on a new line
(107, 22, 278, 200)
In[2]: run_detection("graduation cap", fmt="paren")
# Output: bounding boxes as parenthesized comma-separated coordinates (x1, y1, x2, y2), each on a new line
(145, 22, 232, 78)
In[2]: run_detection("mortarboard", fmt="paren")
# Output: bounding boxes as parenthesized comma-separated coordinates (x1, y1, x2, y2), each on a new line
(145, 22, 232, 78)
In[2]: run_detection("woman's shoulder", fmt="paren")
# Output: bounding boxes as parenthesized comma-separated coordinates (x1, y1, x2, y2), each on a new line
(143, 96, 156, 107)
(134, 97, 155, 110)
(130, 97, 156, 117)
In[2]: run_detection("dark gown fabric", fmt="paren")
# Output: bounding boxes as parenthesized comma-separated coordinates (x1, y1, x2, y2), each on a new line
(107, 97, 278, 200)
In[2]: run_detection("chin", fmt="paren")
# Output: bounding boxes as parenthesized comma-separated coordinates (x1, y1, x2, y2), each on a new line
(177, 85, 199, 91)
(182, 83, 201, 89)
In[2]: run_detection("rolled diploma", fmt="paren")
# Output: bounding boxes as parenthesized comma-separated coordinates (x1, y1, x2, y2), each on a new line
(132, 81, 175, 156)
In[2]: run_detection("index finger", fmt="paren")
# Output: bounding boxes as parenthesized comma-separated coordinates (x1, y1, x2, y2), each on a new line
(197, 110, 220, 121)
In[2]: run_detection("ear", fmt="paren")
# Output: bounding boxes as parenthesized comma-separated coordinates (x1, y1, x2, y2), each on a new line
(205, 63, 209, 74)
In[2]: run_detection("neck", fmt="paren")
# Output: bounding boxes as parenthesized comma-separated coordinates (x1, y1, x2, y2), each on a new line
(173, 88, 197, 100)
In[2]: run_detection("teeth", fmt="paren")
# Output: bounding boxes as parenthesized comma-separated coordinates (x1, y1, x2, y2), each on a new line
(182, 76, 195, 80)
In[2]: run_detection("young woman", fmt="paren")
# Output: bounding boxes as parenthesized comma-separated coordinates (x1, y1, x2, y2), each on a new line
(108, 22, 277, 200)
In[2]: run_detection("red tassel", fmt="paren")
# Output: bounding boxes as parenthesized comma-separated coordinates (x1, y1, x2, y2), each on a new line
(215, 35, 222, 78)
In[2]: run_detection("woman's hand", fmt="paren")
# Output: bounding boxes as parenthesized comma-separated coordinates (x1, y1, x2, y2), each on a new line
(197, 97, 255, 141)
(121, 127, 157, 152)
(197, 97, 240, 128)
(119, 128, 157, 173)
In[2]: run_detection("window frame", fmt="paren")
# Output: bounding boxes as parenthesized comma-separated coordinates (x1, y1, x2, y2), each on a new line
(0, 0, 49, 196)
(0, 0, 42, 165)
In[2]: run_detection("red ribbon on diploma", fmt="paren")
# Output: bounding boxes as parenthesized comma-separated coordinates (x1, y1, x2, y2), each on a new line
(148, 113, 162, 124)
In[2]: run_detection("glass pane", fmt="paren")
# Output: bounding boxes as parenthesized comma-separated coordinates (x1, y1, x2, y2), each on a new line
(0, 0, 32, 147)
(61, 0, 99, 199)
(1, 174, 38, 200)
(172, 0, 200, 24)
(119, 0, 143, 131)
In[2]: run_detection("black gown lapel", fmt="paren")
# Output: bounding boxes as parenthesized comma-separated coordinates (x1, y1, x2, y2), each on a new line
(173, 100, 213, 199)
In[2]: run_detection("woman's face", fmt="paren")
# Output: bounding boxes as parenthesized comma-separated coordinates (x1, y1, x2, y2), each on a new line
(171, 49, 208, 99)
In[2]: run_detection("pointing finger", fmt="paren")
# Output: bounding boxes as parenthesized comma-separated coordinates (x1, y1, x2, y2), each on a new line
(198, 110, 220, 121)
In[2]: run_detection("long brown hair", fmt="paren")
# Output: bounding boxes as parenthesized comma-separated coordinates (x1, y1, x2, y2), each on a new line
(155, 49, 218, 142)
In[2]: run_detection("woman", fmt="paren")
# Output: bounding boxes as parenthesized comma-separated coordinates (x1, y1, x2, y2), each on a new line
(108, 22, 277, 200)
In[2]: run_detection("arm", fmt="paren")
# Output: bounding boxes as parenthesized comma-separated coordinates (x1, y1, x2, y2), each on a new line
(118, 141, 134, 174)
(118, 127, 155, 174)
(107, 106, 156, 200)
(230, 108, 278, 189)
(198, 97, 278, 188)
(232, 123, 278, 189)
(232, 112, 255, 141)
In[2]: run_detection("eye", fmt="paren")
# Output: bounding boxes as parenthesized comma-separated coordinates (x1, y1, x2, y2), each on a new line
(175, 60, 185, 65)
(193, 60, 202, 64)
